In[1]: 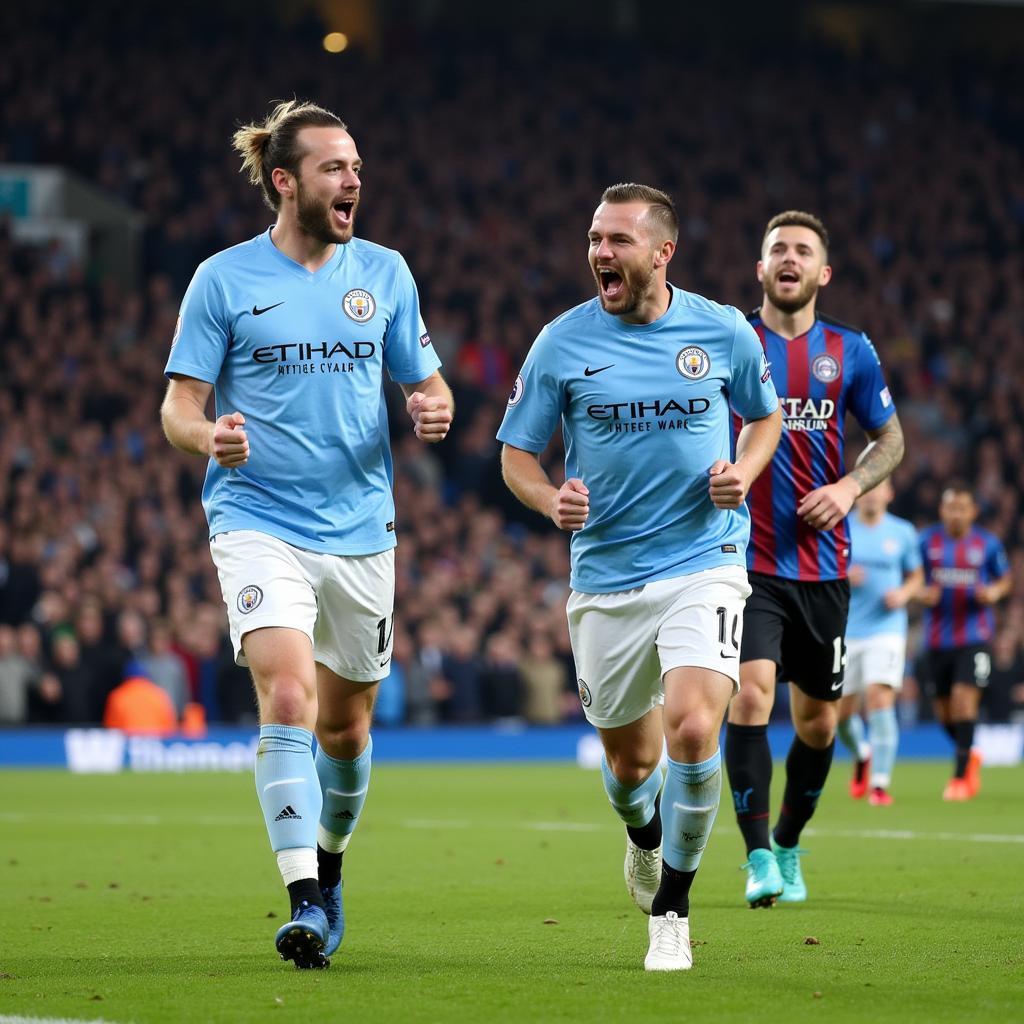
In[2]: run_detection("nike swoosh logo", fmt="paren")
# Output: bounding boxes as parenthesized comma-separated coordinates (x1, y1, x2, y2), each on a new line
(379, 656, 392, 668)
(584, 364, 614, 376)
(252, 302, 285, 316)
(831, 681, 843, 691)
(719, 652, 737, 660)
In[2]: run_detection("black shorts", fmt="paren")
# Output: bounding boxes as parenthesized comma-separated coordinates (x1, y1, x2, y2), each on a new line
(741, 572, 851, 701)
(921, 645, 992, 698)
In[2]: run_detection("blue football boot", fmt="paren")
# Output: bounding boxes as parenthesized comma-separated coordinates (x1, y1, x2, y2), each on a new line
(320, 882, 345, 956)
(275, 900, 330, 969)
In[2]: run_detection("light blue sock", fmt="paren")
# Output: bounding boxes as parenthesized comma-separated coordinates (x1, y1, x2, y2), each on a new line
(661, 751, 722, 872)
(316, 735, 373, 853)
(837, 714, 870, 761)
(600, 756, 662, 829)
(868, 707, 899, 789)
(255, 725, 321, 856)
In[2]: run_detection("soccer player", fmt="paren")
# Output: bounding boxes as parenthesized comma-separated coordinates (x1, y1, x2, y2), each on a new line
(837, 479, 923, 805)
(918, 482, 1011, 801)
(498, 183, 781, 971)
(160, 100, 452, 968)
(725, 211, 904, 907)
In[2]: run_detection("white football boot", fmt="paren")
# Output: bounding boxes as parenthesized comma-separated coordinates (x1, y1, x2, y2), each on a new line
(644, 911, 692, 971)
(624, 835, 661, 914)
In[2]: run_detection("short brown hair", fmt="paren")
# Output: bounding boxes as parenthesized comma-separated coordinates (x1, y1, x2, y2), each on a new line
(941, 479, 974, 501)
(601, 183, 679, 244)
(233, 100, 348, 211)
(763, 210, 830, 254)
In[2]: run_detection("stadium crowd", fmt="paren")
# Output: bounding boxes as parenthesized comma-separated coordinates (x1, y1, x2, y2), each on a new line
(1, 5, 1023, 726)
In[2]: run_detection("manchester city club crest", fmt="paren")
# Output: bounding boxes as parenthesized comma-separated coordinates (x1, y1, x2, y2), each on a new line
(811, 353, 840, 383)
(343, 288, 376, 323)
(577, 678, 592, 707)
(676, 346, 711, 380)
(237, 585, 263, 614)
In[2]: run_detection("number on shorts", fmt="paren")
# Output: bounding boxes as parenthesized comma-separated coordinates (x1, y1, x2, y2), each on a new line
(832, 636, 847, 675)
(376, 615, 394, 655)
(974, 652, 991, 683)
(717, 606, 739, 651)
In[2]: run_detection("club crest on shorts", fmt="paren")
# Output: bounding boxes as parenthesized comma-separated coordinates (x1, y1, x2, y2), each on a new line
(343, 288, 376, 323)
(676, 346, 710, 380)
(811, 353, 840, 383)
(237, 585, 263, 614)
(577, 678, 592, 707)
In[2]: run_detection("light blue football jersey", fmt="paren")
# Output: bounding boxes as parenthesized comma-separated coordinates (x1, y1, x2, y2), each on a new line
(165, 230, 441, 554)
(847, 512, 921, 638)
(497, 285, 779, 593)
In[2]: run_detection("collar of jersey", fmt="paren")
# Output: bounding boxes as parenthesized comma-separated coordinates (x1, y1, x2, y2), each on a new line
(259, 227, 347, 280)
(597, 283, 680, 334)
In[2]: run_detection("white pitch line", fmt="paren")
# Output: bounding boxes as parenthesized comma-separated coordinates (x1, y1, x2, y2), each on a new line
(524, 822, 606, 832)
(0, 812, 250, 827)
(804, 826, 1024, 845)
(0, 1016, 126, 1024)
(3, 812, 1023, 846)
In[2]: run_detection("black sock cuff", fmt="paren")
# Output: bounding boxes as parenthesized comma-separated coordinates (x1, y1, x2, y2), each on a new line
(626, 802, 662, 852)
(952, 720, 975, 748)
(727, 722, 768, 739)
(789, 735, 834, 760)
(287, 877, 325, 915)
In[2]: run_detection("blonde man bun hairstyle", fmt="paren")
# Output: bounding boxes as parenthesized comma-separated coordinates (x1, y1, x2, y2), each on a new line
(233, 99, 348, 211)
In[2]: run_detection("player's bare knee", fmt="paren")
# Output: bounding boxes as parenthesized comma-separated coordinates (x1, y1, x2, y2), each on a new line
(728, 684, 772, 724)
(316, 720, 371, 760)
(795, 711, 836, 749)
(665, 710, 716, 760)
(260, 675, 316, 726)
(605, 749, 660, 787)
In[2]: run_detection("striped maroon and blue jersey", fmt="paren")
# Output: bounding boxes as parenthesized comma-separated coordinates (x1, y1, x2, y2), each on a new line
(919, 524, 1010, 650)
(738, 312, 895, 582)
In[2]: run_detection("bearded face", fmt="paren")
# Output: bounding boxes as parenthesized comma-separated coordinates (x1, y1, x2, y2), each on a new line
(758, 226, 830, 316)
(295, 175, 359, 245)
(588, 202, 667, 319)
(762, 262, 821, 314)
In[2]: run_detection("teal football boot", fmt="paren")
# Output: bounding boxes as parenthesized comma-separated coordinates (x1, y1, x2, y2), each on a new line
(742, 847, 784, 908)
(771, 838, 808, 903)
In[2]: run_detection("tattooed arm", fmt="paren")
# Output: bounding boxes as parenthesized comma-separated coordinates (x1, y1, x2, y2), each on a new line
(848, 414, 905, 496)
(796, 414, 905, 532)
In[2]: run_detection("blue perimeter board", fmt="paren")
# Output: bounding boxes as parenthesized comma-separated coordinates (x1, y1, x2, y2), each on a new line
(2, 723, 1018, 770)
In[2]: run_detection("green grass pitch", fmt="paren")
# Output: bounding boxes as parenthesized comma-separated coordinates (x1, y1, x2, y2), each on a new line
(1, 760, 1022, 1023)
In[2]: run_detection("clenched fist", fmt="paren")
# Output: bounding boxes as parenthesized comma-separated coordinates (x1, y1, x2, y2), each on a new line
(210, 412, 249, 468)
(551, 478, 589, 531)
(407, 391, 453, 443)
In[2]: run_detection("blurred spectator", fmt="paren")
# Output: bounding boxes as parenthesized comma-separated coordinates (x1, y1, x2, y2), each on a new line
(985, 631, 1024, 723)
(519, 633, 567, 724)
(438, 624, 482, 722)
(46, 629, 102, 723)
(0, 623, 37, 723)
(117, 609, 149, 679)
(75, 601, 124, 710)
(103, 674, 178, 735)
(375, 657, 406, 727)
(138, 617, 190, 716)
(479, 631, 523, 722)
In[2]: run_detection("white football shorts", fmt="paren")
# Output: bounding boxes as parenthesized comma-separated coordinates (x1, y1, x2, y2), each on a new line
(566, 565, 751, 730)
(210, 530, 395, 682)
(843, 633, 907, 695)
